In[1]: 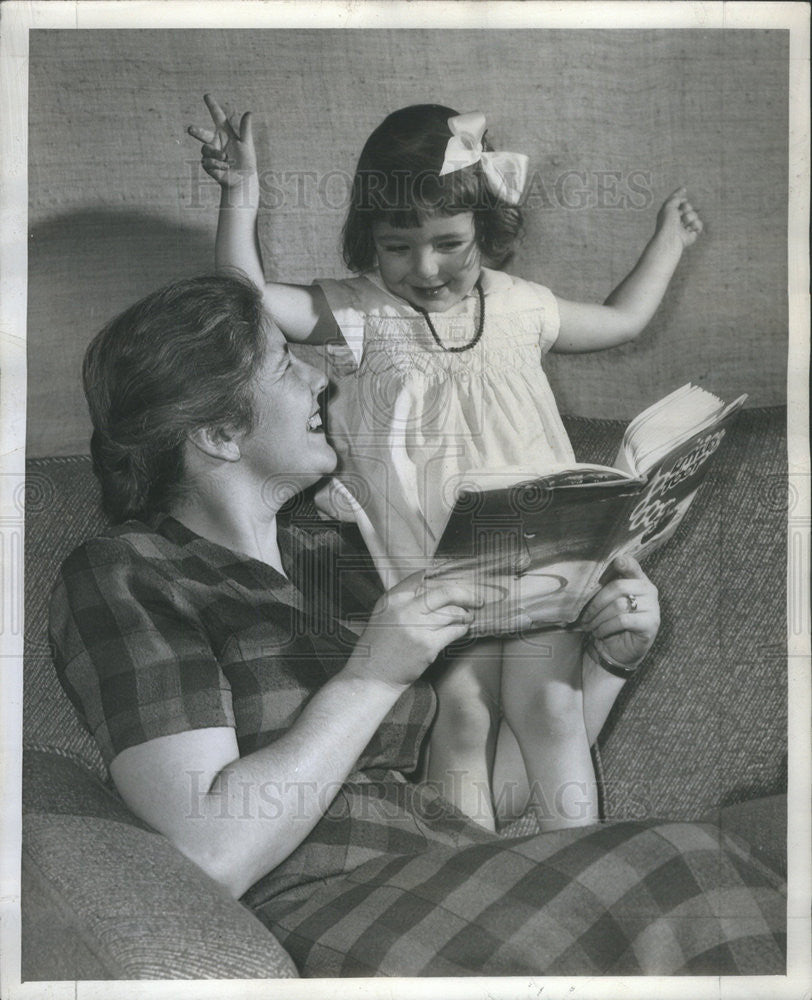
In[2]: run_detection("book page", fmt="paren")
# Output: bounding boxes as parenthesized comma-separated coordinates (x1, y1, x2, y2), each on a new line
(619, 384, 747, 474)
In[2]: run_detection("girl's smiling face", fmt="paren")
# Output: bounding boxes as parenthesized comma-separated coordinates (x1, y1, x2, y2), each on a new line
(372, 212, 481, 313)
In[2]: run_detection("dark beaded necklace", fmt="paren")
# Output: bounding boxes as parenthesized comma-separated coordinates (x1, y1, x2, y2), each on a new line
(413, 278, 485, 353)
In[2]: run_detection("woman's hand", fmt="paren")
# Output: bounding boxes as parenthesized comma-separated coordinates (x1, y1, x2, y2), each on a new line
(110, 573, 480, 900)
(654, 186, 703, 251)
(188, 94, 257, 188)
(578, 555, 660, 670)
(348, 573, 481, 689)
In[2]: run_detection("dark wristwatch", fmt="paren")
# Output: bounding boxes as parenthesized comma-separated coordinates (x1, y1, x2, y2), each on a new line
(585, 637, 643, 679)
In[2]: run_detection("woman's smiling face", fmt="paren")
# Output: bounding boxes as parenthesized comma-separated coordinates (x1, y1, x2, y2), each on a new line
(238, 324, 336, 500)
(372, 212, 481, 313)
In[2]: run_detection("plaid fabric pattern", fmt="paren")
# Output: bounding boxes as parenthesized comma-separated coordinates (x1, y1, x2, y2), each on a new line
(49, 513, 433, 771)
(255, 810, 786, 976)
(49, 512, 786, 976)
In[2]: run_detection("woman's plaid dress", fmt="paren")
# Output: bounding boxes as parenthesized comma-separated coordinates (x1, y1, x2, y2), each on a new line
(49, 513, 786, 977)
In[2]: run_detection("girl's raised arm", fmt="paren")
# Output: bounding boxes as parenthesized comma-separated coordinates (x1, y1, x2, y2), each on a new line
(188, 95, 338, 345)
(553, 188, 703, 353)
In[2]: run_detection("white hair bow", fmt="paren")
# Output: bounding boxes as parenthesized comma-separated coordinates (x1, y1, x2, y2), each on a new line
(439, 111, 529, 206)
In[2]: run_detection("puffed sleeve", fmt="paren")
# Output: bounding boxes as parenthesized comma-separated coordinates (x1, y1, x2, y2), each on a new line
(527, 281, 561, 355)
(49, 536, 235, 766)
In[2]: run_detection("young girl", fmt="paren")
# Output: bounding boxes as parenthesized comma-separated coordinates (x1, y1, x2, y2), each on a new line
(189, 96, 701, 832)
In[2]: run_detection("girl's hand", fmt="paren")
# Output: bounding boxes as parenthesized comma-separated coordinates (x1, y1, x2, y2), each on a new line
(579, 556, 660, 670)
(350, 573, 481, 688)
(655, 186, 704, 251)
(187, 94, 257, 189)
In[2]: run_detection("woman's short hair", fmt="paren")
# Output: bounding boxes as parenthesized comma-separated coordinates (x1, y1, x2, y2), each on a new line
(342, 104, 524, 272)
(83, 273, 268, 523)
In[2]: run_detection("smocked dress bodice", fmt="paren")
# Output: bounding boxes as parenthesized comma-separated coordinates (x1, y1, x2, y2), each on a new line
(316, 267, 575, 585)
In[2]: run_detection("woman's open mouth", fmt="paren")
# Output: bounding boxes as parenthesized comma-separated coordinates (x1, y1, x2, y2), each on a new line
(307, 412, 323, 432)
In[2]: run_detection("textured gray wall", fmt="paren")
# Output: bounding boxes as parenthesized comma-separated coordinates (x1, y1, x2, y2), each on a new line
(27, 29, 788, 456)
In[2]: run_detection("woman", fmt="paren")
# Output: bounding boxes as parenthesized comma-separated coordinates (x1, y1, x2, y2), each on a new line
(50, 275, 785, 977)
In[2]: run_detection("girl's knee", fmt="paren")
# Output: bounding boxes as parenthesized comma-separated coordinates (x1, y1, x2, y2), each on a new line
(433, 686, 498, 753)
(431, 649, 501, 707)
(504, 680, 584, 742)
(430, 648, 502, 755)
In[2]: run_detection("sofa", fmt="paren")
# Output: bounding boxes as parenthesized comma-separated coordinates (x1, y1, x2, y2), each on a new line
(20, 408, 788, 980)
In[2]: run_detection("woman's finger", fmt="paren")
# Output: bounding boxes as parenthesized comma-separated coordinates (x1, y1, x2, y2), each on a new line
(428, 605, 475, 626)
(583, 596, 656, 637)
(582, 594, 653, 634)
(581, 580, 653, 627)
(580, 557, 654, 620)
(435, 621, 475, 644)
(610, 555, 646, 580)
(419, 580, 483, 613)
(388, 571, 482, 612)
(588, 609, 657, 642)
(590, 611, 657, 642)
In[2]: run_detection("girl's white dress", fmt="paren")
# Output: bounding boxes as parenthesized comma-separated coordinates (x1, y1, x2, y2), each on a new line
(315, 267, 575, 586)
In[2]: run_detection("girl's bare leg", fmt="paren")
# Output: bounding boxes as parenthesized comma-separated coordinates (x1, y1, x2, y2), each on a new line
(500, 631, 598, 831)
(582, 649, 627, 745)
(422, 639, 502, 831)
(491, 720, 529, 824)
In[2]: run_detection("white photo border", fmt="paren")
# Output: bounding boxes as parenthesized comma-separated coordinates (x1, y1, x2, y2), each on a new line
(1, 3, 809, 999)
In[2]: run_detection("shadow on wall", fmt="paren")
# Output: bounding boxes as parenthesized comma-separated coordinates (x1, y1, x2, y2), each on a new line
(29, 207, 214, 310)
(27, 209, 215, 456)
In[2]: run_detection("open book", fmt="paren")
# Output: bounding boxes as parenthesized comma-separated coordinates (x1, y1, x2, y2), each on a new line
(427, 384, 747, 636)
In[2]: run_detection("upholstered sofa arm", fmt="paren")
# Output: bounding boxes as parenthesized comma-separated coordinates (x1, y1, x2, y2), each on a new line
(22, 748, 298, 980)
